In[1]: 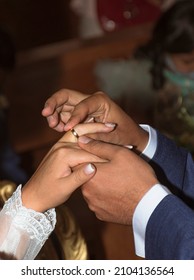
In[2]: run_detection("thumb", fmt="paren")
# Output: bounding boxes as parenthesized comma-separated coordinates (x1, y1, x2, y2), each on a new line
(67, 163, 96, 192)
(78, 136, 115, 161)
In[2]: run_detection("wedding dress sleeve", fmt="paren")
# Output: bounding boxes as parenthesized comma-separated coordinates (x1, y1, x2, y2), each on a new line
(0, 185, 56, 259)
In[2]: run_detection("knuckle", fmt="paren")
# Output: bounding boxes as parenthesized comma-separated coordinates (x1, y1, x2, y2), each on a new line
(88, 139, 102, 151)
(50, 144, 71, 159)
(95, 213, 103, 221)
(86, 201, 96, 213)
(81, 184, 90, 197)
(95, 91, 105, 96)
(94, 91, 109, 101)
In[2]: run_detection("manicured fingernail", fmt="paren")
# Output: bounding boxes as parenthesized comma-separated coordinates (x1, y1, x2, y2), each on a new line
(86, 117, 94, 123)
(124, 145, 133, 150)
(105, 123, 116, 128)
(78, 136, 92, 144)
(84, 163, 95, 174)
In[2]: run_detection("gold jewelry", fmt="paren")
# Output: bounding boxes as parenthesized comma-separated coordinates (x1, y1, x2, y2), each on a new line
(71, 128, 79, 139)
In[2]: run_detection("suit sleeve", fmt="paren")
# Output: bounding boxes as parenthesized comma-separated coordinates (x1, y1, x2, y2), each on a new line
(145, 194, 194, 259)
(150, 130, 194, 201)
(145, 131, 194, 259)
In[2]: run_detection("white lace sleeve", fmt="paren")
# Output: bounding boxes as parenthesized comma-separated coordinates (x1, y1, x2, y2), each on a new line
(0, 185, 56, 259)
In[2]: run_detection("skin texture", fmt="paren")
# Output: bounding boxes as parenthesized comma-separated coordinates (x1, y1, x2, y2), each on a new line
(21, 122, 114, 212)
(41, 88, 158, 224)
(42, 89, 149, 153)
(78, 137, 158, 225)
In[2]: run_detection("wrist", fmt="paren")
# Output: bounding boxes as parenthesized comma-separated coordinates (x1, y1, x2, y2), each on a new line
(132, 127, 149, 154)
(21, 183, 43, 212)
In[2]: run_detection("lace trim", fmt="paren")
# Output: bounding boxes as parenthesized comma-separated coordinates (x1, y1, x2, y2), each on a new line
(3, 185, 56, 244)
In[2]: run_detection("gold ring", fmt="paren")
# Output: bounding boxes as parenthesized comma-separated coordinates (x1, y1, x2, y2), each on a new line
(71, 128, 79, 139)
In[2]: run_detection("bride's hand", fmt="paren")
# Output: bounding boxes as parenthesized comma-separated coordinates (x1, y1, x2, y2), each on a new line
(59, 121, 116, 143)
(21, 122, 114, 212)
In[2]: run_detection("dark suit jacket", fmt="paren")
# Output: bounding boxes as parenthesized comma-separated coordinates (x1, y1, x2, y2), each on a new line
(145, 130, 194, 259)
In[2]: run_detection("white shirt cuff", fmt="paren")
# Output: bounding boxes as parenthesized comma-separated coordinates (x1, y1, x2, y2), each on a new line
(131, 125, 171, 258)
(132, 184, 171, 258)
(140, 124, 157, 160)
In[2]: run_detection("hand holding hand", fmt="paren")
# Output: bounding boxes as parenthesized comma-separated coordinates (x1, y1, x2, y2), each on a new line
(42, 89, 90, 132)
(21, 122, 113, 213)
(78, 136, 159, 225)
(42, 89, 148, 153)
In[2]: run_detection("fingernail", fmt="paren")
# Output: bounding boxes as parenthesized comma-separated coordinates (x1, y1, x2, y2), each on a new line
(86, 117, 94, 123)
(124, 145, 133, 150)
(78, 136, 92, 144)
(84, 163, 95, 174)
(105, 123, 116, 128)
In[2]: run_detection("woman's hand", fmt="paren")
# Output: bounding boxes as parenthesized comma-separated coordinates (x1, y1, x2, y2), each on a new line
(59, 120, 116, 143)
(21, 122, 112, 213)
(42, 89, 148, 153)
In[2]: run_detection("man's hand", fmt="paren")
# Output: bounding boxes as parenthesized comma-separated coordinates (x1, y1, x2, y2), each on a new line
(42, 89, 90, 132)
(42, 89, 148, 153)
(21, 119, 116, 212)
(78, 136, 159, 225)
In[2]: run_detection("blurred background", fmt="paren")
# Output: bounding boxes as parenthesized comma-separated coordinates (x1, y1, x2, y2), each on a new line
(0, 0, 176, 260)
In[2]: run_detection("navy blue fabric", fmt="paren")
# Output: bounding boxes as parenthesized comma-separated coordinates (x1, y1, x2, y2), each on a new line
(146, 195, 194, 259)
(145, 131, 194, 259)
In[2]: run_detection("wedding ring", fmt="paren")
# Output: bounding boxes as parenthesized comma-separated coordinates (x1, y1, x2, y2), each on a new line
(71, 128, 79, 139)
